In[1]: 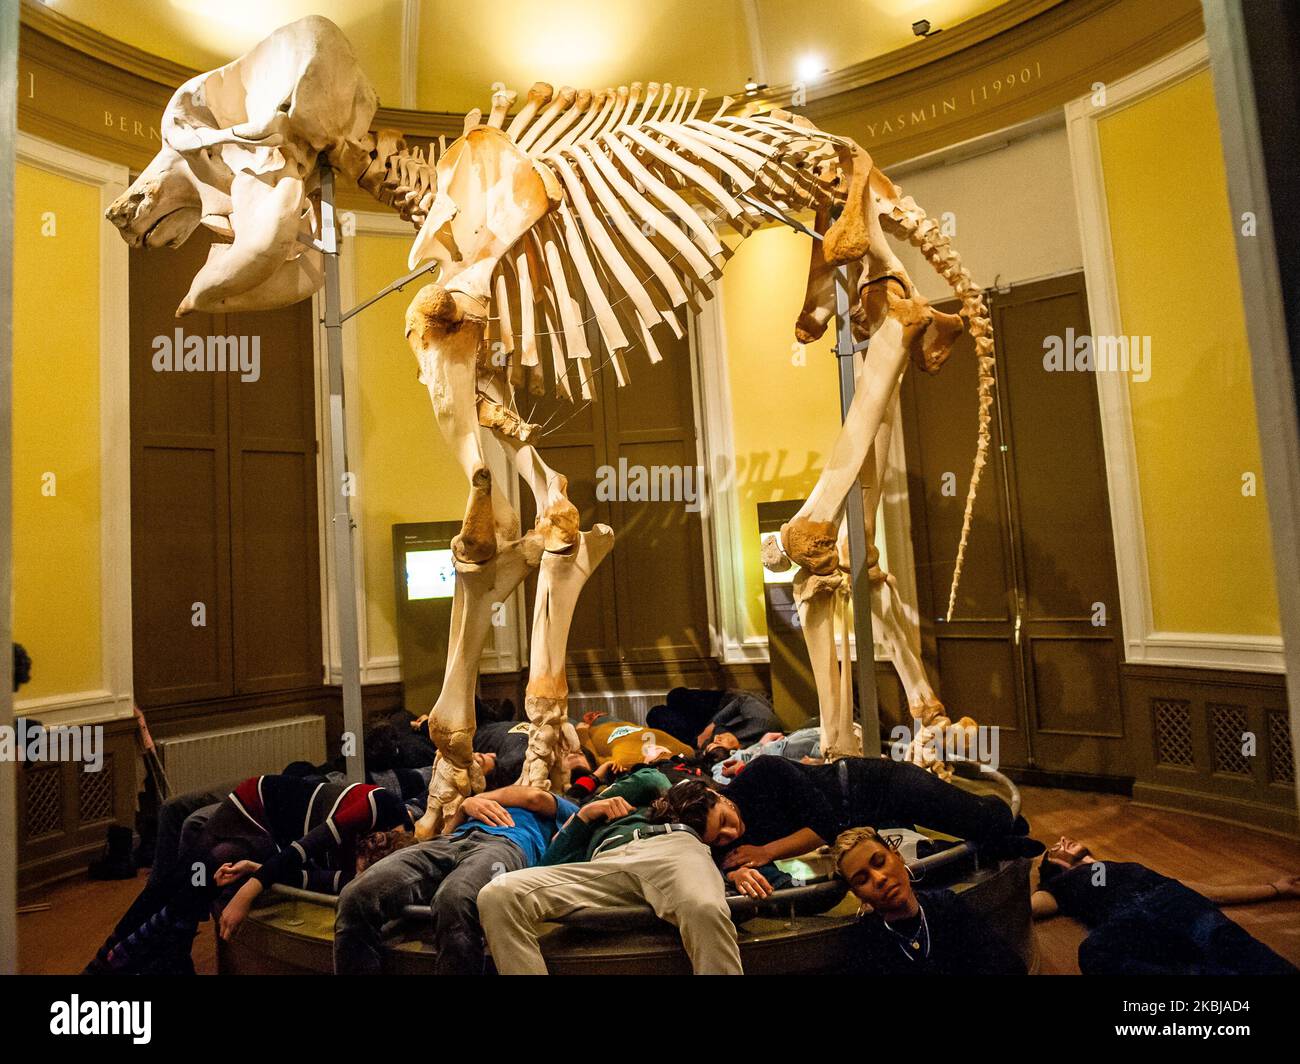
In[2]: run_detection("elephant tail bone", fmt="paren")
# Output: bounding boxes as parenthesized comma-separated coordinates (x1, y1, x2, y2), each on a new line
(885, 196, 994, 622)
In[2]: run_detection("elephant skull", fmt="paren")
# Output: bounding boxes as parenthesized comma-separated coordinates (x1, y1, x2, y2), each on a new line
(105, 15, 379, 316)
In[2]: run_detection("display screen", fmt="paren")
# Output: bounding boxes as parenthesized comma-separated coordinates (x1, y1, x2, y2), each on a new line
(405, 548, 456, 600)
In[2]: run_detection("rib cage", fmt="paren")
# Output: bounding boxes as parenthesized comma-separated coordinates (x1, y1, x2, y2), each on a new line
(469, 81, 845, 402)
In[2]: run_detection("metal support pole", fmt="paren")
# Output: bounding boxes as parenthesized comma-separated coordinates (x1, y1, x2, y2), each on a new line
(834, 268, 881, 758)
(319, 160, 366, 783)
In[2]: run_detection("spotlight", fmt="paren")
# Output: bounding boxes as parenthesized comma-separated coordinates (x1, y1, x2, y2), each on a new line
(913, 19, 942, 38)
(744, 78, 764, 96)
(797, 56, 826, 82)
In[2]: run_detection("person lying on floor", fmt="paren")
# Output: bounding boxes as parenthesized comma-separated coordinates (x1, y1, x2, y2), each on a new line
(1033, 835, 1299, 975)
(576, 711, 695, 770)
(647, 686, 783, 751)
(833, 826, 1026, 975)
(476, 768, 746, 975)
(714, 754, 1041, 878)
(710, 725, 823, 783)
(334, 783, 578, 976)
(85, 775, 413, 975)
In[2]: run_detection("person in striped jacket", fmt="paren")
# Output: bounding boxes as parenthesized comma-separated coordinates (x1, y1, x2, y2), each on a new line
(85, 774, 413, 975)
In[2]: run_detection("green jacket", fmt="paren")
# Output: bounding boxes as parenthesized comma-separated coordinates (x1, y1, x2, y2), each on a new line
(539, 767, 672, 865)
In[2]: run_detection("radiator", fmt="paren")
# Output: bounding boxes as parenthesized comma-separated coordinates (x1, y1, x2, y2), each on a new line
(158, 715, 327, 796)
(566, 691, 667, 726)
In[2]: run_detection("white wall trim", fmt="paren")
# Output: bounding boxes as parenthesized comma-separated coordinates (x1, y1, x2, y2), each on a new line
(400, 0, 421, 111)
(14, 133, 134, 726)
(1065, 37, 1283, 674)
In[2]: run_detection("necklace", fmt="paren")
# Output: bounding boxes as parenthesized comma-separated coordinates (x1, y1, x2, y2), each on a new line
(884, 903, 930, 961)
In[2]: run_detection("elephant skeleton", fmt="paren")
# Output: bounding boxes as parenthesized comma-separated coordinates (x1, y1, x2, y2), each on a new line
(107, 17, 995, 836)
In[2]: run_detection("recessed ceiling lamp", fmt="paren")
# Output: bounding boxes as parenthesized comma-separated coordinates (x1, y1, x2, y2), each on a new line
(797, 55, 828, 82)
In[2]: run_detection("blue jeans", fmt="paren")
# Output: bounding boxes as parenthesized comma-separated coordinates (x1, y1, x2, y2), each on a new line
(334, 830, 525, 976)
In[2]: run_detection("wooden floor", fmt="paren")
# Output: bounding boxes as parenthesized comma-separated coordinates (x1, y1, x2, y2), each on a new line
(17, 785, 1300, 975)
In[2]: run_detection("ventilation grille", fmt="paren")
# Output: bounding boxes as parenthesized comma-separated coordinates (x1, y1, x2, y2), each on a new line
(1269, 710, 1295, 785)
(78, 754, 116, 823)
(24, 765, 63, 840)
(1153, 698, 1194, 767)
(1210, 704, 1251, 776)
(159, 716, 326, 795)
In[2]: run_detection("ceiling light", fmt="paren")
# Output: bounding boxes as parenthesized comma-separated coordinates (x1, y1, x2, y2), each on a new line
(796, 56, 826, 82)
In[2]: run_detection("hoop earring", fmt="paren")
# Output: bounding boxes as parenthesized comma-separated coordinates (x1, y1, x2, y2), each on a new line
(906, 864, 923, 883)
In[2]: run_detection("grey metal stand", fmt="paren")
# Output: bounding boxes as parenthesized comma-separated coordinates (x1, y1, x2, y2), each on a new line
(315, 158, 442, 783)
(833, 268, 882, 758)
(318, 162, 366, 783)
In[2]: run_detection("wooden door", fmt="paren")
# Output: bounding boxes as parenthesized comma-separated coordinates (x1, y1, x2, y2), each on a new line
(901, 273, 1128, 776)
(130, 233, 234, 705)
(521, 324, 710, 667)
(129, 235, 322, 709)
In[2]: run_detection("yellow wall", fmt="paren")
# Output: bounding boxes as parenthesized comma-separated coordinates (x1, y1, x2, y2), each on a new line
(719, 223, 840, 638)
(1098, 68, 1279, 636)
(353, 232, 466, 663)
(12, 162, 104, 699)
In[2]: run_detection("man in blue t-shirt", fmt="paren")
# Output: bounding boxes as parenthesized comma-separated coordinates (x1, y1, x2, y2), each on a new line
(334, 783, 578, 975)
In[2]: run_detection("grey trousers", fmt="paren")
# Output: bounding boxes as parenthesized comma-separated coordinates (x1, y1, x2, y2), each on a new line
(334, 830, 525, 976)
(146, 787, 230, 888)
(477, 831, 743, 975)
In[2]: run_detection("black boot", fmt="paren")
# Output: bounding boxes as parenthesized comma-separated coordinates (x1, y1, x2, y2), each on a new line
(88, 825, 138, 881)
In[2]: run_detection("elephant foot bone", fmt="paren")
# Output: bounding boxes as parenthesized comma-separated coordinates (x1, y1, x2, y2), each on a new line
(516, 691, 569, 792)
(415, 724, 484, 840)
(517, 524, 615, 787)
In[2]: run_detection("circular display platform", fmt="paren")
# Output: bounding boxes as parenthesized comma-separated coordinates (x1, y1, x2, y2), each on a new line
(218, 855, 1036, 976)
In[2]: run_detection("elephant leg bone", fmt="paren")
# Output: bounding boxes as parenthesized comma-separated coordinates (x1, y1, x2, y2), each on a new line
(406, 283, 517, 563)
(415, 525, 543, 838)
(770, 268, 954, 759)
(793, 569, 860, 759)
(501, 442, 614, 791)
(517, 526, 615, 791)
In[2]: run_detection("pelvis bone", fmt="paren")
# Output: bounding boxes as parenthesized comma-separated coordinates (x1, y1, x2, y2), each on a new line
(104, 15, 378, 316)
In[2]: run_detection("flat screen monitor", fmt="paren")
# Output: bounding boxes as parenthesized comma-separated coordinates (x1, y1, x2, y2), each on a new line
(405, 547, 456, 600)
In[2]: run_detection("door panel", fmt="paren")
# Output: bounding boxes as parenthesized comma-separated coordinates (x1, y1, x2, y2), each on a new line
(934, 635, 1023, 735)
(901, 309, 1027, 765)
(130, 233, 233, 706)
(130, 234, 322, 710)
(902, 273, 1128, 776)
(227, 305, 322, 694)
(132, 446, 231, 703)
(995, 276, 1127, 774)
